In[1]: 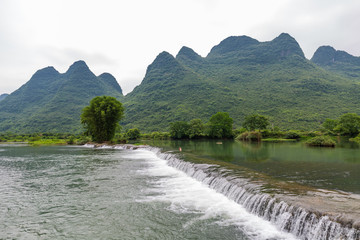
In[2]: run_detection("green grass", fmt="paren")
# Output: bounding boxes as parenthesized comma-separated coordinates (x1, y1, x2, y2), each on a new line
(28, 139, 67, 146)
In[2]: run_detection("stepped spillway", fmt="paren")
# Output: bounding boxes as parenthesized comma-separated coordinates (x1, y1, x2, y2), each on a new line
(152, 147, 360, 240)
(88, 144, 360, 240)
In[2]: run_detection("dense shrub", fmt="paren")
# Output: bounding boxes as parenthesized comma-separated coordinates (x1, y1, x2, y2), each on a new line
(169, 121, 190, 139)
(233, 127, 247, 137)
(284, 130, 301, 139)
(125, 128, 141, 140)
(305, 136, 336, 147)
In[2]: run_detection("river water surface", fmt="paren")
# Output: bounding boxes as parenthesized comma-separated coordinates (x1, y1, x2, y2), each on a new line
(0, 143, 295, 240)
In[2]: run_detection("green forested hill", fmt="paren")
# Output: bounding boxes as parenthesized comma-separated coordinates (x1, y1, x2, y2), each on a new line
(1, 33, 360, 133)
(122, 33, 360, 131)
(0, 61, 123, 133)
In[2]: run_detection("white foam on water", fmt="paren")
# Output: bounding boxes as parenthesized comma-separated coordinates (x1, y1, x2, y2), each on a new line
(134, 149, 298, 240)
(82, 143, 95, 148)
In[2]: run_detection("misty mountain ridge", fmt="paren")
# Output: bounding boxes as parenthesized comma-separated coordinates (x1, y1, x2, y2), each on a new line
(1, 33, 360, 133)
(122, 33, 360, 131)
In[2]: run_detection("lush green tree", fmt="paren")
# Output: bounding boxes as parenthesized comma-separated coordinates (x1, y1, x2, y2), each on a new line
(207, 112, 233, 138)
(169, 121, 190, 139)
(243, 114, 269, 131)
(188, 119, 204, 139)
(322, 118, 339, 134)
(334, 113, 360, 136)
(125, 128, 141, 140)
(81, 96, 124, 142)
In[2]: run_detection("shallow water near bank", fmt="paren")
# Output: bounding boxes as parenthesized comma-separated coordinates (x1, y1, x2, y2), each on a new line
(1, 144, 297, 240)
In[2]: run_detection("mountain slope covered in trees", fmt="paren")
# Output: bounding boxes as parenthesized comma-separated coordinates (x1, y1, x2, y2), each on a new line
(0, 61, 123, 133)
(122, 33, 360, 131)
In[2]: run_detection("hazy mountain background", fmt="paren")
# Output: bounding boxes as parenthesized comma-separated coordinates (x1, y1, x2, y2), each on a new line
(1, 33, 360, 133)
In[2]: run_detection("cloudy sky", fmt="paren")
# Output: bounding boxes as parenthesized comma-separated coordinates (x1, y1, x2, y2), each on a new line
(1, 0, 359, 95)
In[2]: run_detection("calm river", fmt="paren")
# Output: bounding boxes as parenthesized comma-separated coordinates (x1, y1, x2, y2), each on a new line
(0, 141, 359, 239)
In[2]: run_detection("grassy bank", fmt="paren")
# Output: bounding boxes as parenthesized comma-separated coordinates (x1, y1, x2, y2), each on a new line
(0, 133, 91, 146)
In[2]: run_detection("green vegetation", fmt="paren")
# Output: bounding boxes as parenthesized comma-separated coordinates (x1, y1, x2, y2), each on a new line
(3, 112, 360, 149)
(284, 130, 301, 139)
(1, 34, 360, 135)
(305, 136, 336, 147)
(334, 113, 360, 136)
(242, 114, 269, 131)
(322, 118, 339, 134)
(169, 121, 190, 139)
(207, 112, 233, 138)
(311, 46, 360, 79)
(0, 61, 123, 133)
(234, 113, 360, 147)
(323, 113, 360, 136)
(0, 133, 91, 146)
(81, 96, 124, 142)
(122, 33, 360, 132)
(141, 132, 170, 140)
(188, 119, 205, 139)
(350, 134, 360, 144)
(236, 131, 262, 142)
(169, 112, 233, 140)
(28, 138, 68, 146)
(124, 128, 141, 140)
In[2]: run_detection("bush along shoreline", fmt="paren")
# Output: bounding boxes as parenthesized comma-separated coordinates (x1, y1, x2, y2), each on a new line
(2, 112, 360, 148)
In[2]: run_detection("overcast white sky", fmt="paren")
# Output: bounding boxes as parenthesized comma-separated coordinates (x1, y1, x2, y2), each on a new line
(1, 0, 359, 95)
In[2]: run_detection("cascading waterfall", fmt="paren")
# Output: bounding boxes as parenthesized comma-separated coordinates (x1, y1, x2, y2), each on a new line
(151, 148, 360, 240)
(87, 144, 360, 240)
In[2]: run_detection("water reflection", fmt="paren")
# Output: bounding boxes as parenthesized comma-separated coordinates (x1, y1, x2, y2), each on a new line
(146, 139, 360, 194)
(238, 142, 270, 163)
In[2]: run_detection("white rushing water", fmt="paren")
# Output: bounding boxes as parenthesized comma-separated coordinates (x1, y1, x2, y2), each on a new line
(131, 149, 298, 240)
(150, 148, 360, 240)
(84, 144, 360, 240)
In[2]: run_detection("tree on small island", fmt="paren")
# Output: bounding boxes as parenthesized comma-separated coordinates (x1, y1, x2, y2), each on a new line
(81, 96, 124, 142)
